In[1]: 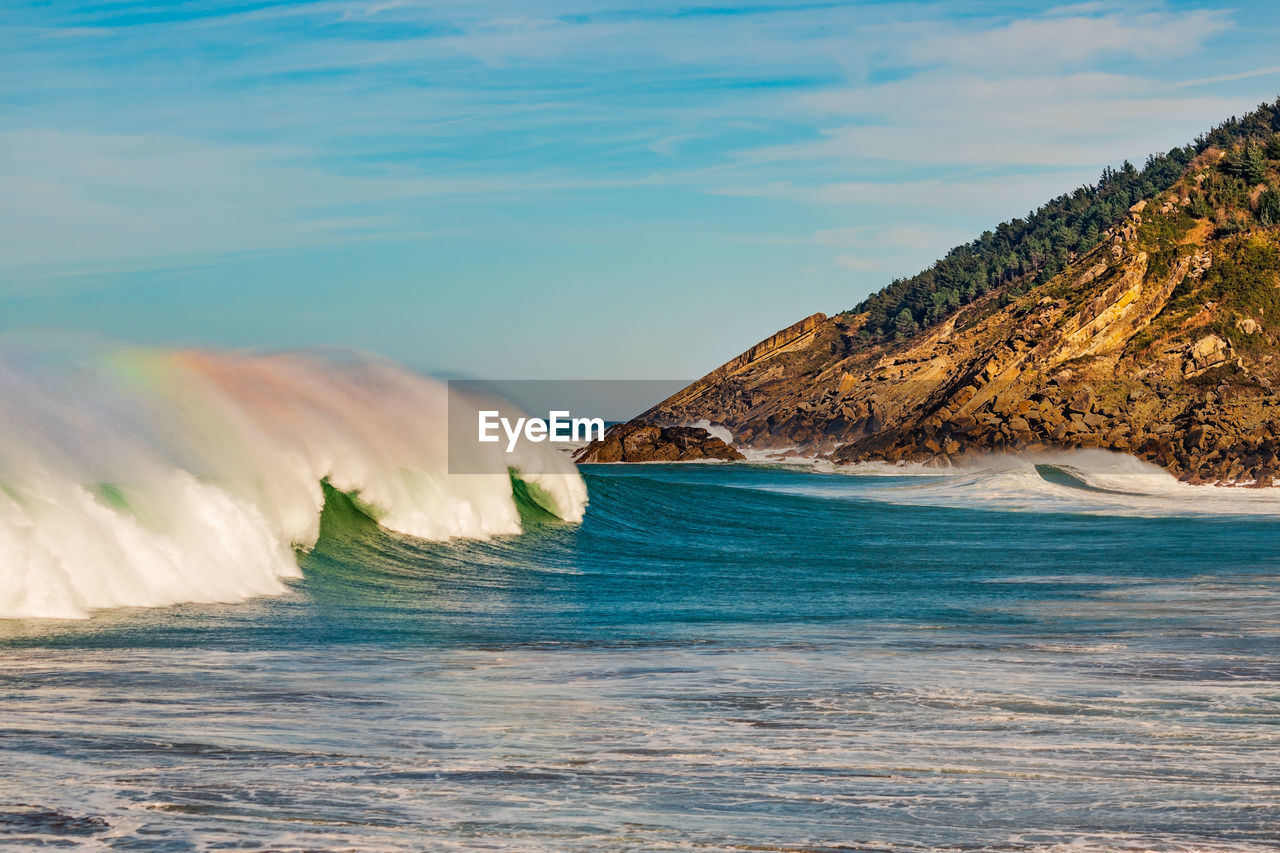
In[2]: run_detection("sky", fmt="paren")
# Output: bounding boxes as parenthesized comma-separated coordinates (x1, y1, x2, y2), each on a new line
(3, 0, 1280, 381)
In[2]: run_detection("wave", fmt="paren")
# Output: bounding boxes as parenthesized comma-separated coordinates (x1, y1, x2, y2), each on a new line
(761, 449, 1280, 517)
(0, 342, 586, 619)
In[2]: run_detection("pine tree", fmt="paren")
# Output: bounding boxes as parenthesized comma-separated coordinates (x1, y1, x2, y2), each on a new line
(1243, 144, 1267, 184)
(893, 308, 918, 337)
(1225, 144, 1267, 184)
(1259, 187, 1280, 227)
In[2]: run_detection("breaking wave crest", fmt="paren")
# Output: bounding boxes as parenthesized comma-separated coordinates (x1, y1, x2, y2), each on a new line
(0, 342, 586, 619)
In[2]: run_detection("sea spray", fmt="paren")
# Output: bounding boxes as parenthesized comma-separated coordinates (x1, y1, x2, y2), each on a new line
(0, 343, 587, 619)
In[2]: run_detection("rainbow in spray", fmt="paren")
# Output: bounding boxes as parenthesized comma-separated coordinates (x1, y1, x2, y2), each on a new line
(0, 342, 586, 619)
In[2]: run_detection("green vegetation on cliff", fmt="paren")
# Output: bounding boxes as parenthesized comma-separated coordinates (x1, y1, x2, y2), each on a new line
(851, 98, 1280, 342)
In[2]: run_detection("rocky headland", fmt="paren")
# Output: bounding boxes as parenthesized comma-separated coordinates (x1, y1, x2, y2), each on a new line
(580, 102, 1280, 485)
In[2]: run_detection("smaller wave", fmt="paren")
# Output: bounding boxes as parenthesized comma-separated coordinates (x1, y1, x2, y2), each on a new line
(1033, 463, 1145, 496)
(763, 450, 1280, 517)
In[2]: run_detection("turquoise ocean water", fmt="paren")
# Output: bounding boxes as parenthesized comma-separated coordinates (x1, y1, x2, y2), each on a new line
(2, 461, 1279, 851)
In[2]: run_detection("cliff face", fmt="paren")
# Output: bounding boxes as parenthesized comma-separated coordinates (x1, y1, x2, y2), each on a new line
(657, 313, 828, 411)
(632, 140, 1280, 486)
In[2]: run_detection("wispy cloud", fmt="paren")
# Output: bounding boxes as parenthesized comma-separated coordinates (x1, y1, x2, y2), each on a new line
(0, 127, 675, 277)
(715, 173, 1098, 213)
(814, 224, 975, 252)
(900, 8, 1230, 70)
(1, 0, 1277, 298)
(833, 253, 885, 272)
(1175, 64, 1280, 89)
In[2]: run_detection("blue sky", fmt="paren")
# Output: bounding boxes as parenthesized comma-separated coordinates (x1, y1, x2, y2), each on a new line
(3, 0, 1280, 379)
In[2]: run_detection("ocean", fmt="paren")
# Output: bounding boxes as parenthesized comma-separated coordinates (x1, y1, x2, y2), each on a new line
(3, 457, 1280, 851)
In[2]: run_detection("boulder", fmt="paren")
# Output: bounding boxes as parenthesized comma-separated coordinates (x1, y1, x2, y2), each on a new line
(1185, 334, 1230, 377)
(575, 423, 745, 464)
(1067, 388, 1095, 415)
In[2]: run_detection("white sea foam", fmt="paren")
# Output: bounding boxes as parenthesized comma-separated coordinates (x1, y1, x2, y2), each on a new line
(832, 458, 958, 476)
(687, 419, 735, 445)
(737, 445, 826, 465)
(766, 449, 1280, 517)
(0, 343, 586, 619)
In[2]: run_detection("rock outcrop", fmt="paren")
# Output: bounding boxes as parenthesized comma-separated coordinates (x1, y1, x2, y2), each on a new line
(574, 424, 744, 463)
